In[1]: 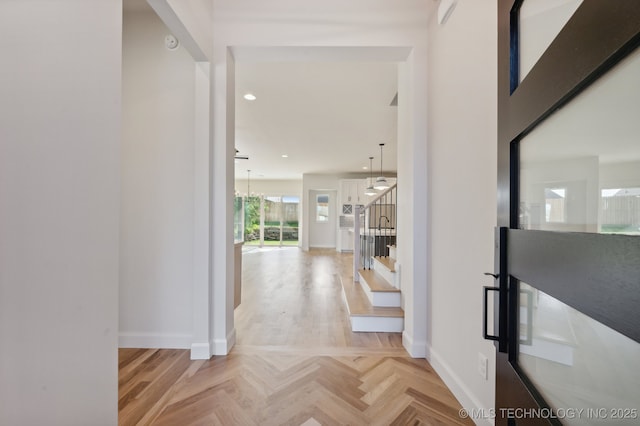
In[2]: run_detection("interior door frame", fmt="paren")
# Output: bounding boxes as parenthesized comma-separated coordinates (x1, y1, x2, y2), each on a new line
(495, 1, 640, 424)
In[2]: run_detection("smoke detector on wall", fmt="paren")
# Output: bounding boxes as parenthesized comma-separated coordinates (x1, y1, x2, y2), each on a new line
(165, 34, 179, 50)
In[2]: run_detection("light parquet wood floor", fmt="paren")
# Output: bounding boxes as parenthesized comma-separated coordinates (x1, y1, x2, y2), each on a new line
(119, 248, 473, 426)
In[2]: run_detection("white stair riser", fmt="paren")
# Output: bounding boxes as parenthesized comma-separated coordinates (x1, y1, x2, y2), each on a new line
(371, 292, 402, 307)
(388, 246, 397, 260)
(350, 316, 404, 333)
(372, 257, 397, 288)
(358, 273, 401, 307)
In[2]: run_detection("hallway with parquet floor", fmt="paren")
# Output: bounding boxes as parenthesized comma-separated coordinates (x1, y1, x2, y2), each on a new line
(118, 248, 473, 425)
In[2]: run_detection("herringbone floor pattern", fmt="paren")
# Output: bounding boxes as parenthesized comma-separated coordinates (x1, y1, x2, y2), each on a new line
(119, 348, 473, 426)
(119, 248, 473, 425)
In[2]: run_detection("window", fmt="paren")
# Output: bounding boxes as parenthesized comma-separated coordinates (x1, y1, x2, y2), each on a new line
(316, 194, 329, 222)
(545, 187, 566, 223)
(234, 195, 243, 243)
(601, 187, 640, 235)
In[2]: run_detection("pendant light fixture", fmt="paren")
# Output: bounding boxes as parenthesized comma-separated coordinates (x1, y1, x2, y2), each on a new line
(374, 143, 390, 190)
(247, 169, 251, 197)
(365, 156, 377, 196)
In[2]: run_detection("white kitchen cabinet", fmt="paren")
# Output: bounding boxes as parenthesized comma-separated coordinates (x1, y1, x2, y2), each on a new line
(340, 180, 357, 204)
(340, 228, 354, 252)
(340, 179, 369, 207)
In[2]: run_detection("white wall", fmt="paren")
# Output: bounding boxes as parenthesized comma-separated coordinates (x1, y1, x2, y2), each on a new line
(600, 161, 640, 188)
(120, 8, 196, 348)
(0, 1, 121, 425)
(166, 0, 213, 59)
(148, 0, 212, 61)
(234, 179, 303, 197)
(426, 1, 497, 423)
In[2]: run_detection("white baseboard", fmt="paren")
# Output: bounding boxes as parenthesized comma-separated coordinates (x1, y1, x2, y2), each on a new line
(212, 328, 236, 355)
(118, 332, 192, 349)
(402, 331, 427, 358)
(428, 345, 494, 426)
(228, 328, 236, 351)
(190, 342, 212, 360)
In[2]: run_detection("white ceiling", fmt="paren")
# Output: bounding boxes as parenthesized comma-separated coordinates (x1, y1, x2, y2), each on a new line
(234, 60, 399, 180)
(124, 0, 401, 181)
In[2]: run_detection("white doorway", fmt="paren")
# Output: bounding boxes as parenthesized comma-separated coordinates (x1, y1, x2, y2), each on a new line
(308, 190, 338, 249)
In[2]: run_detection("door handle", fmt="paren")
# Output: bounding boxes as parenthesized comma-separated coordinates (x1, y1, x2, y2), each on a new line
(485, 227, 508, 352)
(483, 286, 500, 341)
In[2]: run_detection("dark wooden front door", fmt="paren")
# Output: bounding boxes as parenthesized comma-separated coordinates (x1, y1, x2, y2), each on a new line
(493, 1, 640, 425)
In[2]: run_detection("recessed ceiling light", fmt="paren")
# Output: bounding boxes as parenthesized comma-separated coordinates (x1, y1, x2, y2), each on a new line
(243, 93, 256, 101)
(281, 154, 288, 158)
(362, 166, 368, 170)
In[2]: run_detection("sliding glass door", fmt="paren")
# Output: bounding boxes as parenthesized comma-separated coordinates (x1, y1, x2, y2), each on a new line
(281, 196, 300, 246)
(236, 194, 300, 247)
(243, 195, 262, 246)
(264, 196, 300, 246)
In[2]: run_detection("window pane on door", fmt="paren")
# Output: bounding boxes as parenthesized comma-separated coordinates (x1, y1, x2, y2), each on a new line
(518, 282, 640, 425)
(282, 196, 299, 246)
(234, 196, 244, 243)
(601, 188, 640, 235)
(262, 195, 299, 246)
(316, 194, 329, 222)
(519, 47, 640, 233)
(264, 196, 282, 244)
(244, 196, 261, 245)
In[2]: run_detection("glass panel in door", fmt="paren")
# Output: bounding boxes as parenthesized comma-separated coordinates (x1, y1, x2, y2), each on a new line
(282, 196, 300, 246)
(517, 282, 640, 425)
(234, 195, 244, 243)
(519, 47, 640, 234)
(263, 196, 281, 245)
(244, 195, 262, 245)
(263, 195, 300, 246)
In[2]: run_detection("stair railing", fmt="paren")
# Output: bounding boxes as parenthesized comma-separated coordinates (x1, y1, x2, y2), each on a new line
(353, 183, 397, 281)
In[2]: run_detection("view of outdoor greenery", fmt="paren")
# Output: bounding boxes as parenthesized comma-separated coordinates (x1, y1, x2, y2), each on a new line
(244, 196, 262, 242)
(235, 195, 300, 246)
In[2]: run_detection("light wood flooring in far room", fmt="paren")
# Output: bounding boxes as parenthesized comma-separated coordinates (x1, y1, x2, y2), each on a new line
(118, 248, 472, 425)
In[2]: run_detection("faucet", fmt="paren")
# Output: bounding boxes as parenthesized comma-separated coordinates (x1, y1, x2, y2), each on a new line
(378, 215, 390, 230)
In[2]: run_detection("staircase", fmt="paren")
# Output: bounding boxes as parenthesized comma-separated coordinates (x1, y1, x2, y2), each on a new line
(341, 184, 404, 333)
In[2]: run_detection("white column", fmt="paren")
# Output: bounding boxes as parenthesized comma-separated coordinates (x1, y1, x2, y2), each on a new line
(191, 62, 213, 359)
(210, 48, 236, 355)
